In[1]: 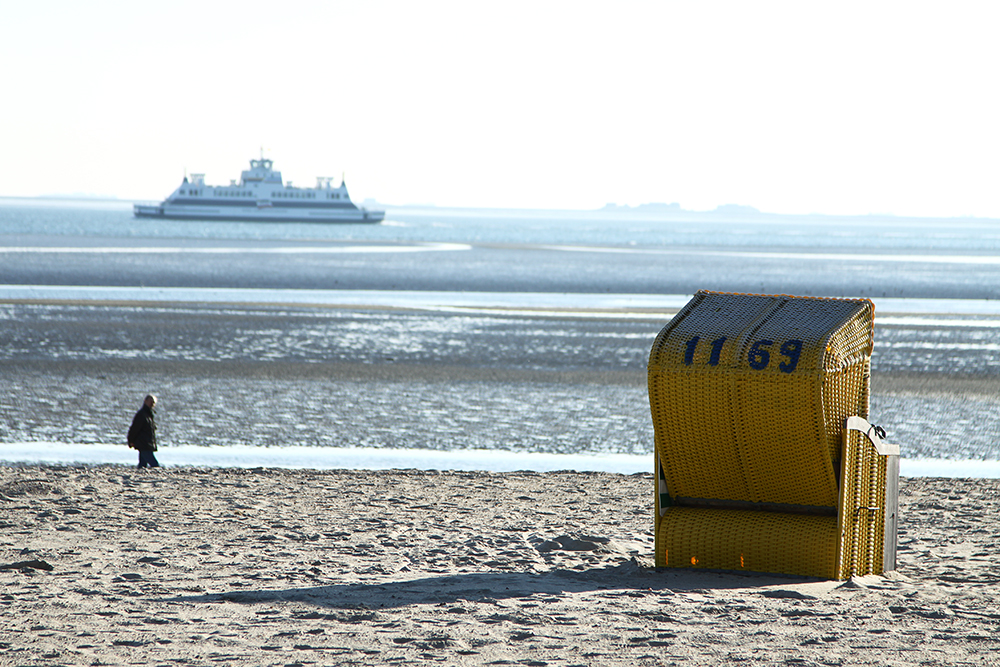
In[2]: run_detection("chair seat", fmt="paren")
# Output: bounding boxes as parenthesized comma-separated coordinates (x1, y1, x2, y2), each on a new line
(657, 507, 839, 579)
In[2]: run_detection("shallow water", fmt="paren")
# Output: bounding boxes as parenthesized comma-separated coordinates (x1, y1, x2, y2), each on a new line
(2, 302, 999, 466)
(0, 442, 995, 478)
(1, 200, 999, 472)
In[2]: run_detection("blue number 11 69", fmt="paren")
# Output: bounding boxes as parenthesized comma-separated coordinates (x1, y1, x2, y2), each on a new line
(684, 336, 804, 373)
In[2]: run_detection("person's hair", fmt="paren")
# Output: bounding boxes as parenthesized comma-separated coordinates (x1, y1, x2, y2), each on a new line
(145, 394, 157, 404)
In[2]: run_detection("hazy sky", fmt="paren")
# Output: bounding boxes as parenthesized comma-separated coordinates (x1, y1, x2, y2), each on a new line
(3, 1, 998, 216)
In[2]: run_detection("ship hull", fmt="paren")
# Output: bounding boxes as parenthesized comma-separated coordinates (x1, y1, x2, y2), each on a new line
(133, 204, 384, 224)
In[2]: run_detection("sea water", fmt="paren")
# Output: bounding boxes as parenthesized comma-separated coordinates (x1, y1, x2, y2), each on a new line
(2, 198, 999, 475)
(6, 197, 1000, 250)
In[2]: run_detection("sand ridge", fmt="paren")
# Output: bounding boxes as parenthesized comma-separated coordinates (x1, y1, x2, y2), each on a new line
(1, 465, 998, 666)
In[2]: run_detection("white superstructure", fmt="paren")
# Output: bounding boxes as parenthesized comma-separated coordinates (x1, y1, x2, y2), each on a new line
(134, 157, 384, 223)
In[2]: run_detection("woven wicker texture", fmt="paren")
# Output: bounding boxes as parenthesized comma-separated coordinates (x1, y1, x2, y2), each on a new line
(837, 429, 889, 579)
(650, 290, 881, 579)
(657, 507, 839, 579)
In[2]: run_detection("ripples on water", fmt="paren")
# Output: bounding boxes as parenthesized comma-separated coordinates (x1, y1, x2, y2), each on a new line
(6, 199, 1000, 250)
(0, 304, 655, 371)
(2, 302, 999, 461)
(876, 323, 1000, 374)
(3, 375, 650, 455)
(4, 303, 999, 376)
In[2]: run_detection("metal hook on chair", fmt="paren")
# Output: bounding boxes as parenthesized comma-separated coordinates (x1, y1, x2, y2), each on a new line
(846, 417, 900, 456)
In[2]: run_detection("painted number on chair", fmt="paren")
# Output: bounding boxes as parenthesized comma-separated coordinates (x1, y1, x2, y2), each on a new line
(684, 337, 803, 373)
(684, 336, 727, 366)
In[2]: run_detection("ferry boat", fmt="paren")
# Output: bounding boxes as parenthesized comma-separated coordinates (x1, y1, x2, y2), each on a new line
(134, 157, 384, 223)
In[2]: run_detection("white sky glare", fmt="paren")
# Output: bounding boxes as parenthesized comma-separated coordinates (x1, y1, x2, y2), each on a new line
(2, 1, 999, 217)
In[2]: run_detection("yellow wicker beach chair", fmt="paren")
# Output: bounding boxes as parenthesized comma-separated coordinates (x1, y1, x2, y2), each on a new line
(649, 291, 899, 579)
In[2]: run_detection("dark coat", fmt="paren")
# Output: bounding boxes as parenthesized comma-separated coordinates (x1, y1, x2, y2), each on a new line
(128, 404, 157, 451)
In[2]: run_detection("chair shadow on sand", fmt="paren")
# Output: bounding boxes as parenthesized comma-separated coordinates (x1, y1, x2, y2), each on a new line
(160, 559, 831, 611)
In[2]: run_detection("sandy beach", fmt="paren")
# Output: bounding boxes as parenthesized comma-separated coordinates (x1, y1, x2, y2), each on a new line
(3, 229, 1000, 665)
(2, 465, 998, 666)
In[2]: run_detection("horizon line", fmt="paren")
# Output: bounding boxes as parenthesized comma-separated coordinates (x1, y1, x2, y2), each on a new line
(2, 194, 999, 223)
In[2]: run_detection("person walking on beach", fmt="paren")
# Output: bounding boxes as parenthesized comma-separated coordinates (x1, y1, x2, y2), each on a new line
(127, 394, 159, 468)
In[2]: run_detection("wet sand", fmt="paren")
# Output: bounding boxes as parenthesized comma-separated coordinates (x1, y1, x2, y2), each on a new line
(2, 465, 998, 666)
(3, 300, 1000, 460)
